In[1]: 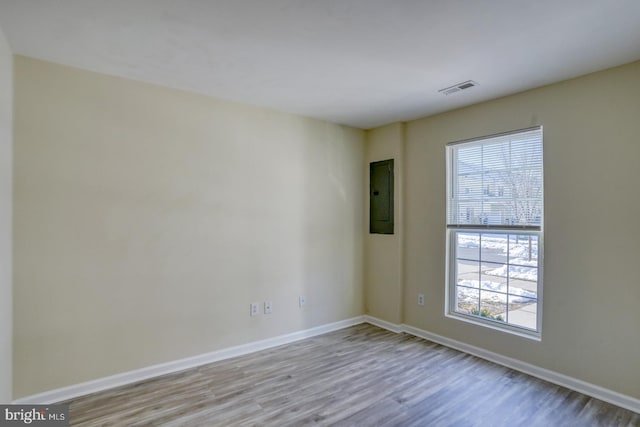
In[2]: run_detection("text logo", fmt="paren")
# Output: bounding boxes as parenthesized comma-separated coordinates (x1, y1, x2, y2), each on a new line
(0, 405, 68, 426)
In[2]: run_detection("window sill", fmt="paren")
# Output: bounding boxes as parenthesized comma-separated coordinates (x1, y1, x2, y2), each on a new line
(445, 311, 541, 341)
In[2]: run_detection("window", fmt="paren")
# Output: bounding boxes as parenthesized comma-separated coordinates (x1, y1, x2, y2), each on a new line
(446, 127, 543, 338)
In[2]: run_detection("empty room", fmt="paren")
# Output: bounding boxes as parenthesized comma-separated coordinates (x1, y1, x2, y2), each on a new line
(1, 1, 639, 426)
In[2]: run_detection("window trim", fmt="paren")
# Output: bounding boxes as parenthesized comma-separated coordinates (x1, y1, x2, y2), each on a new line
(444, 127, 544, 340)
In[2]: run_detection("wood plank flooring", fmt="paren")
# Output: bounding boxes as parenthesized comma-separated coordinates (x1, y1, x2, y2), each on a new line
(64, 324, 640, 426)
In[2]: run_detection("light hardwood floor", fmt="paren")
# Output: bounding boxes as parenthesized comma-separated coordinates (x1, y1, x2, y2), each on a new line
(64, 324, 639, 426)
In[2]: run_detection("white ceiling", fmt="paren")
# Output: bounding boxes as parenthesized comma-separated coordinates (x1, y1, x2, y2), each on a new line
(1, 1, 639, 129)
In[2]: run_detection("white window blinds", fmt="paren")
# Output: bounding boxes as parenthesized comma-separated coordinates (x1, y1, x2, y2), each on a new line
(447, 127, 543, 229)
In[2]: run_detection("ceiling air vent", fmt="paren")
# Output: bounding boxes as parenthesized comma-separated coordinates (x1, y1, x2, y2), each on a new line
(439, 80, 478, 96)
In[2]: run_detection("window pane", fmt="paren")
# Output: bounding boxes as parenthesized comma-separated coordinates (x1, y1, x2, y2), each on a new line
(482, 261, 507, 282)
(481, 262, 507, 293)
(479, 291, 507, 323)
(508, 264, 538, 283)
(508, 277, 538, 301)
(456, 232, 479, 261)
(509, 235, 538, 263)
(458, 173, 483, 198)
(507, 296, 537, 330)
(480, 233, 508, 264)
(456, 286, 479, 315)
(457, 259, 480, 286)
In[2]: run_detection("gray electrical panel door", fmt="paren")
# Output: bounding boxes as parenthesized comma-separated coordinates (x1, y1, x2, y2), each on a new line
(370, 159, 394, 234)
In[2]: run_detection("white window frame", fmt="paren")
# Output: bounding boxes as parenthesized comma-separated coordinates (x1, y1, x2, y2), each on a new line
(445, 127, 543, 340)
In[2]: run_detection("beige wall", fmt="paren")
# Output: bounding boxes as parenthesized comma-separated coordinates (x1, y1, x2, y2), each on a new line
(11, 51, 640, 402)
(0, 26, 13, 402)
(400, 61, 640, 399)
(13, 56, 364, 398)
(364, 123, 405, 324)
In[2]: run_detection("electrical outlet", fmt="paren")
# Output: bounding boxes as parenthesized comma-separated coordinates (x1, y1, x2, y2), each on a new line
(250, 302, 259, 316)
(264, 301, 272, 314)
(299, 296, 306, 307)
(418, 294, 425, 306)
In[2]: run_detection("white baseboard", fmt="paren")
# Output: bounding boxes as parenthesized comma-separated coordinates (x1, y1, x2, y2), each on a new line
(362, 315, 403, 333)
(364, 316, 640, 415)
(14, 314, 639, 415)
(13, 316, 365, 404)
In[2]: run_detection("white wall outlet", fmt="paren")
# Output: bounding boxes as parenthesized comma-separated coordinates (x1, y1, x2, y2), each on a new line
(250, 302, 259, 316)
(418, 294, 425, 306)
(264, 301, 272, 314)
(299, 295, 306, 307)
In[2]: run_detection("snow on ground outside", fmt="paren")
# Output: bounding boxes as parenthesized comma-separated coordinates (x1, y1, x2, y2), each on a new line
(484, 261, 538, 281)
(458, 233, 538, 281)
(456, 232, 538, 321)
(457, 280, 537, 303)
(457, 233, 539, 258)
